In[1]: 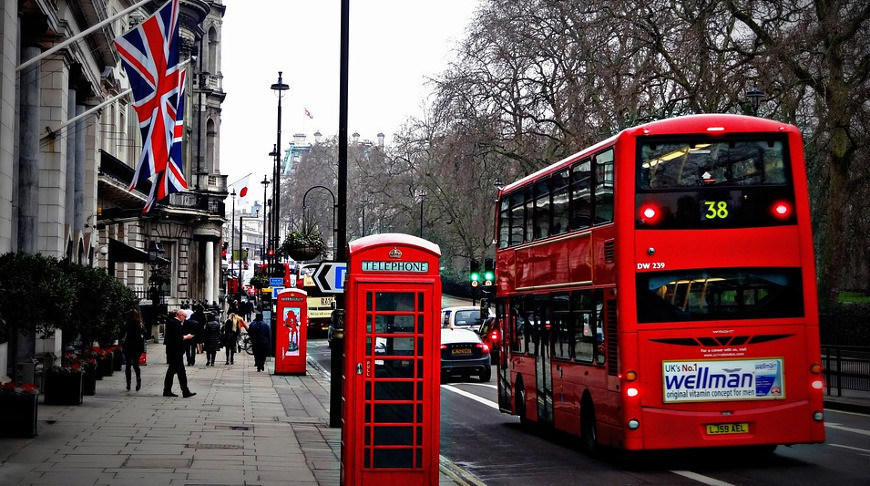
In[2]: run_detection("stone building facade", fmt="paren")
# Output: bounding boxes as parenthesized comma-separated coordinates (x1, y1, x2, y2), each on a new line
(0, 0, 228, 370)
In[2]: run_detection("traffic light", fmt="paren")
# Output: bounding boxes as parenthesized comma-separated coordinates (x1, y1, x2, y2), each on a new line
(483, 258, 494, 285)
(267, 248, 275, 256)
(470, 258, 480, 287)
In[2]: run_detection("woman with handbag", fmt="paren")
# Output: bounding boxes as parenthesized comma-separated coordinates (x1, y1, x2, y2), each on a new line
(223, 312, 247, 365)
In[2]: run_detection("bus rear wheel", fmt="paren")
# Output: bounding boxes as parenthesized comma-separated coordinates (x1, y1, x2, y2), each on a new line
(515, 381, 530, 426)
(580, 398, 597, 454)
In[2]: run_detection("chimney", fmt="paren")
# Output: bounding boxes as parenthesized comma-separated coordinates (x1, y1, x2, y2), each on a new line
(352, 131, 360, 144)
(377, 132, 385, 147)
(314, 130, 322, 144)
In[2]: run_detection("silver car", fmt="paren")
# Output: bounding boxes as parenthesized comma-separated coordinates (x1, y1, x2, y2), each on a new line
(440, 328, 491, 382)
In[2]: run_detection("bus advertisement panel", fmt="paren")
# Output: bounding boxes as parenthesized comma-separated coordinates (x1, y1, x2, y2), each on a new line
(494, 114, 824, 452)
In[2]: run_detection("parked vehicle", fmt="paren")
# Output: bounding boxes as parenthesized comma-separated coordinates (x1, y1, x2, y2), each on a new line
(441, 328, 491, 382)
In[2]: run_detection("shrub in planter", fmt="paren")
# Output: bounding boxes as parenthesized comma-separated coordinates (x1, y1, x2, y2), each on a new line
(0, 381, 40, 437)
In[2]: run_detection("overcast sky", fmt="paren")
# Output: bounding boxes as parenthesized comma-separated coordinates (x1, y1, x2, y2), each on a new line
(219, 0, 479, 204)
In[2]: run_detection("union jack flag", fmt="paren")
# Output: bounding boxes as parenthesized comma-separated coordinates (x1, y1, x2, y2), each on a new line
(144, 69, 189, 213)
(114, 0, 187, 211)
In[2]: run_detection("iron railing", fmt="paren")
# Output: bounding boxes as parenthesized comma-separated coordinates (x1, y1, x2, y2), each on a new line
(821, 345, 870, 396)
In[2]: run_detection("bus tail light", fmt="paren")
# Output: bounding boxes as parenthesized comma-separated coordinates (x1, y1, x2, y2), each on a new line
(771, 200, 793, 220)
(639, 204, 662, 225)
(623, 370, 639, 397)
(810, 362, 824, 390)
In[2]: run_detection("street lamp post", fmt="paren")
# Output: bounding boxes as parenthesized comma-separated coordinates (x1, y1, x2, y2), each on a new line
(147, 240, 165, 342)
(418, 192, 426, 238)
(746, 85, 765, 116)
(302, 185, 337, 259)
(271, 74, 289, 272)
(229, 188, 236, 299)
(261, 174, 270, 261)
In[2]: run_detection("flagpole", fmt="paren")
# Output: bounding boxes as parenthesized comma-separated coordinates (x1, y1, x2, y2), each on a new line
(17, 0, 154, 72)
(42, 89, 131, 139)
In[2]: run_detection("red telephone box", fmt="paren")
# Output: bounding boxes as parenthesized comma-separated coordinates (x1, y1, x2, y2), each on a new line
(341, 234, 441, 486)
(274, 288, 308, 374)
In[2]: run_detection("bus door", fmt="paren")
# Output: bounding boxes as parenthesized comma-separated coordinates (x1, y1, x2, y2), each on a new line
(530, 295, 554, 425)
(496, 299, 512, 412)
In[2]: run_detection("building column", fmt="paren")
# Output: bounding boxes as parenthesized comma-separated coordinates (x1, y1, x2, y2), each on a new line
(17, 44, 40, 253)
(204, 240, 214, 304)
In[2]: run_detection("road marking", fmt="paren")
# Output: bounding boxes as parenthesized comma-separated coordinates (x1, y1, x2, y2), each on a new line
(442, 384, 499, 410)
(825, 422, 870, 436)
(828, 443, 870, 454)
(458, 382, 498, 390)
(439, 455, 487, 486)
(671, 470, 735, 486)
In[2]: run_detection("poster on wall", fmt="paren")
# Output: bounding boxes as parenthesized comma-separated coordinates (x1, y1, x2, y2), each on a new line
(282, 306, 301, 357)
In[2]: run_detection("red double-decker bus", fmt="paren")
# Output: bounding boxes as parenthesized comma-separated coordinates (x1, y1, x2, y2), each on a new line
(494, 114, 825, 452)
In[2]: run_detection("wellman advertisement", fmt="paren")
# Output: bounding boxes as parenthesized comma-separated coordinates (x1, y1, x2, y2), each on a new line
(662, 358, 785, 403)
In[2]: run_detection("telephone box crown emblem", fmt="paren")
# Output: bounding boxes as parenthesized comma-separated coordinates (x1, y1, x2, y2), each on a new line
(389, 247, 402, 259)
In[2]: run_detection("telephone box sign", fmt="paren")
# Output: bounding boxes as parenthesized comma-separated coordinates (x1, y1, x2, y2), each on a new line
(361, 260, 429, 273)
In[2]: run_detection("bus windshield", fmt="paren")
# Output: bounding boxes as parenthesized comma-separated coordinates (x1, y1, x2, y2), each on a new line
(638, 138, 788, 189)
(636, 267, 804, 323)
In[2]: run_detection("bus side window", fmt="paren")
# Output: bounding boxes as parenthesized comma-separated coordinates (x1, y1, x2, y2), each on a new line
(594, 149, 614, 225)
(552, 169, 570, 236)
(552, 292, 572, 360)
(534, 178, 551, 240)
(510, 303, 524, 353)
(572, 290, 595, 363)
(570, 159, 592, 230)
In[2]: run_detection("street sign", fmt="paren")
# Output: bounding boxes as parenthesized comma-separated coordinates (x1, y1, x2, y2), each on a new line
(313, 261, 347, 294)
(271, 286, 285, 298)
(269, 277, 284, 286)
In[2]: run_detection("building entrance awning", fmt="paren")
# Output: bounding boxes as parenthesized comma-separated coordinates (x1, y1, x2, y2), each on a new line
(108, 238, 170, 266)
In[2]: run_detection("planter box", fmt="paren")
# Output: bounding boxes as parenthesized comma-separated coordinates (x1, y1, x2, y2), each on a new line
(44, 371, 84, 405)
(98, 354, 114, 377)
(0, 394, 38, 437)
(112, 349, 123, 371)
(82, 365, 97, 396)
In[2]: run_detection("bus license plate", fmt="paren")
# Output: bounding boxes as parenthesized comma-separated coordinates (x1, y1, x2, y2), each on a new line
(452, 348, 472, 356)
(706, 423, 749, 435)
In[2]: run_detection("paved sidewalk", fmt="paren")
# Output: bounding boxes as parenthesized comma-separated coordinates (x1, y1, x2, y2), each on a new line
(0, 343, 343, 485)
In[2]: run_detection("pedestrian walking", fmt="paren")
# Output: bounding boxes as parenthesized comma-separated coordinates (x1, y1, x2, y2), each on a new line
(203, 312, 222, 366)
(164, 308, 197, 398)
(223, 312, 247, 365)
(192, 304, 207, 354)
(182, 309, 199, 365)
(119, 309, 146, 391)
(248, 312, 271, 372)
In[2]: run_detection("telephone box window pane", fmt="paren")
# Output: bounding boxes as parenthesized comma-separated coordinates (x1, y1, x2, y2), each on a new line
(417, 382, 423, 400)
(376, 292, 415, 311)
(417, 404, 423, 422)
(366, 337, 373, 356)
(367, 292, 373, 311)
(418, 292, 424, 312)
(373, 426, 414, 445)
(389, 315, 415, 333)
(365, 426, 371, 445)
(375, 359, 415, 378)
(416, 448, 423, 468)
(375, 403, 414, 423)
(366, 315, 372, 333)
(365, 382, 372, 400)
(416, 426, 423, 445)
(365, 404, 371, 422)
(364, 449, 370, 467)
(373, 449, 414, 468)
(417, 337, 424, 355)
(417, 359, 424, 378)
(382, 337, 415, 356)
(417, 315, 424, 333)
(374, 381, 415, 401)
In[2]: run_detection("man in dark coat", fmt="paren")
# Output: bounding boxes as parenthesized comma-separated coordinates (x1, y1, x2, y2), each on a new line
(164, 308, 197, 398)
(248, 312, 271, 372)
(182, 309, 199, 366)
